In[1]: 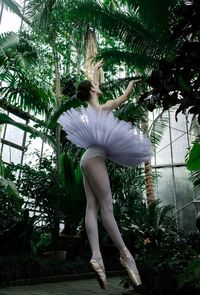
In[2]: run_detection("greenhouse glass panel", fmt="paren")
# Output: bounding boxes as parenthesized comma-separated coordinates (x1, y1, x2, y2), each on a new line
(41, 142, 54, 158)
(24, 136, 43, 164)
(177, 203, 196, 232)
(170, 113, 189, 163)
(4, 113, 26, 146)
(9, 113, 25, 124)
(0, 4, 21, 33)
(5, 125, 24, 146)
(2, 145, 22, 164)
(174, 167, 194, 210)
(155, 144, 171, 165)
(0, 124, 6, 138)
(174, 166, 195, 231)
(155, 167, 175, 207)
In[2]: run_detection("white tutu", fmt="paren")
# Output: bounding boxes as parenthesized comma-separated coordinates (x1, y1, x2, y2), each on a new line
(58, 105, 152, 167)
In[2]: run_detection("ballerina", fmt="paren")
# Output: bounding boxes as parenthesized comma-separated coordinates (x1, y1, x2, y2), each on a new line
(58, 59, 151, 289)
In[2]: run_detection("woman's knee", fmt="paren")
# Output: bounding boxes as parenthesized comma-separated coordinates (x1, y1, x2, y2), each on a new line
(100, 200, 113, 215)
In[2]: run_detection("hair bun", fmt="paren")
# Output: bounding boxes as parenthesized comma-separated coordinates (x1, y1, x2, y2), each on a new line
(76, 89, 89, 101)
(76, 80, 92, 101)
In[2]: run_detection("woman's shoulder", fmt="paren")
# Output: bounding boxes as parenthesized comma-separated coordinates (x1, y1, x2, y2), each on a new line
(88, 103, 112, 113)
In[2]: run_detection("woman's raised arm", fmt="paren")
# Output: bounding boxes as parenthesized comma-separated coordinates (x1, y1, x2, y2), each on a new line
(101, 79, 141, 112)
(92, 59, 104, 85)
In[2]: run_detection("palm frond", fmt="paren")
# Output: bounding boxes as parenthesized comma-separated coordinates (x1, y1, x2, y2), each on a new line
(158, 204, 175, 226)
(101, 77, 141, 100)
(0, 155, 5, 176)
(99, 48, 158, 70)
(1, 0, 22, 16)
(0, 0, 30, 24)
(0, 32, 38, 71)
(48, 96, 84, 128)
(189, 171, 200, 192)
(148, 110, 169, 147)
(0, 70, 55, 116)
(125, 0, 180, 29)
(25, 0, 58, 34)
(65, 0, 167, 57)
(0, 113, 56, 149)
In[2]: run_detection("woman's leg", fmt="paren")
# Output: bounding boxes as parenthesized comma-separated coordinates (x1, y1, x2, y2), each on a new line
(82, 172, 101, 258)
(83, 156, 126, 251)
(83, 156, 141, 286)
(82, 170, 107, 289)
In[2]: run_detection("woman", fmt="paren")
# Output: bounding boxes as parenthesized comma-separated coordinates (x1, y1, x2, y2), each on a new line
(58, 60, 151, 289)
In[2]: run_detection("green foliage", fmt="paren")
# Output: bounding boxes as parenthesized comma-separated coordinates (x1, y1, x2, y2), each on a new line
(0, 160, 23, 221)
(179, 258, 200, 290)
(66, 0, 180, 70)
(0, 112, 56, 149)
(189, 170, 200, 192)
(106, 163, 178, 255)
(60, 150, 85, 234)
(0, 253, 89, 282)
(131, 233, 200, 295)
(148, 110, 169, 147)
(123, 199, 179, 255)
(9, 152, 85, 248)
(186, 141, 200, 171)
(143, 1, 200, 122)
(0, 179, 23, 220)
(0, 209, 38, 256)
(0, 32, 37, 69)
(48, 95, 83, 129)
(0, 32, 56, 116)
(0, 0, 26, 21)
(99, 48, 157, 71)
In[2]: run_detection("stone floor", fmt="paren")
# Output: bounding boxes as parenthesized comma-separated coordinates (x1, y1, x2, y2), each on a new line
(0, 276, 131, 295)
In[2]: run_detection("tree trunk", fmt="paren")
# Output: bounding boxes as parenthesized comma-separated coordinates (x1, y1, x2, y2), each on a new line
(54, 51, 61, 174)
(85, 29, 104, 84)
(142, 117, 154, 205)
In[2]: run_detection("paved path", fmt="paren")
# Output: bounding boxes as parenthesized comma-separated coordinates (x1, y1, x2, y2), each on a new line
(0, 276, 130, 295)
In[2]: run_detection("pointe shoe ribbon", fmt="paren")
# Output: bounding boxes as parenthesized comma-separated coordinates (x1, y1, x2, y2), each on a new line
(90, 259, 107, 289)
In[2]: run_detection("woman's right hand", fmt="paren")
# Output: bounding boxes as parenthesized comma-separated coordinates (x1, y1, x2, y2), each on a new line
(129, 78, 142, 87)
(94, 59, 104, 69)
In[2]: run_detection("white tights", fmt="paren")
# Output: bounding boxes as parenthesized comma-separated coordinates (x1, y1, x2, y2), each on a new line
(82, 156, 127, 259)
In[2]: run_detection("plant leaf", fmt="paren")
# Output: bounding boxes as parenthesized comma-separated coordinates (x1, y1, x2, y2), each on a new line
(186, 142, 200, 171)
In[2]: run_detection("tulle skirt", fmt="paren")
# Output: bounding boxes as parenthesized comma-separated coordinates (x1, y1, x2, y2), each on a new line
(58, 105, 152, 167)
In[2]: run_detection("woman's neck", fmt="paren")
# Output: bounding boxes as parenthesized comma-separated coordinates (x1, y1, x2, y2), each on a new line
(88, 93, 100, 109)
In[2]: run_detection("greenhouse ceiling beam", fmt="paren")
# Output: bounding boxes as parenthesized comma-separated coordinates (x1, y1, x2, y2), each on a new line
(1, 138, 25, 151)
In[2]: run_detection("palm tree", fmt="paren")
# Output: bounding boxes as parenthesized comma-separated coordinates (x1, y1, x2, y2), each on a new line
(0, 0, 30, 24)
(0, 32, 57, 147)
(64, 0, 180, 69)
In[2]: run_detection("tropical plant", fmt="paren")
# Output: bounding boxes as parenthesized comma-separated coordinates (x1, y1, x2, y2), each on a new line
(117, 198, 179, 255)
(9, 152, 86, 250)
(140, 1, 200, 121)
(11, 155, 65, 250)
(186, 135, 200, 171)
(0, 209, 38, 256)
(0, 32, 58, 149)
(65, 0, 180, 69)
(0, 0, 30, 24)
(60, 150, 86, 235)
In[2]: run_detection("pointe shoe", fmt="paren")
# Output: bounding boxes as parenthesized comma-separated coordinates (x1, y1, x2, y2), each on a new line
(90, 258, 107, 289)
(119, 250, 142, 287)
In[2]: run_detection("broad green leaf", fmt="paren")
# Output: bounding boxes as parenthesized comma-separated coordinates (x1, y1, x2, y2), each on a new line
(186, 142, 200, 171)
